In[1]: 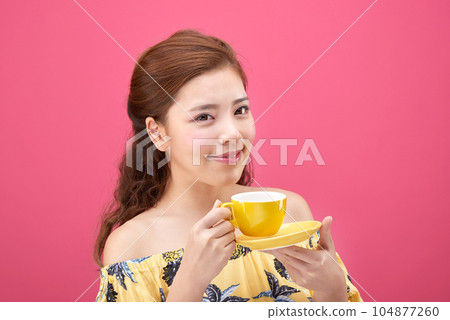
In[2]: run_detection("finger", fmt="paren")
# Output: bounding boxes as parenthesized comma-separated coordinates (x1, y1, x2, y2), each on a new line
(220, 230, 236, 245)
(262, 249, 288, 264)
(224, 240, 236, 260)
(263, 248, 285, 261)
(318, 216, 336, 252)
(269, 251, 310, 282)
(224, 239, 236, 253)
(212, 220, 235, 238)
(211, 219, 226, 228)
(266, 245, 317, 264)
(199, 200, 232, 228)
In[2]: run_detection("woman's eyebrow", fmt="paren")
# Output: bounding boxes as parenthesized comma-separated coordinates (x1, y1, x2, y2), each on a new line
(188, 96, 249, 112)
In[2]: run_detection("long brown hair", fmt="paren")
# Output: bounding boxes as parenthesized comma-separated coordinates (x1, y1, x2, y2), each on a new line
(93, 29, 254, 269)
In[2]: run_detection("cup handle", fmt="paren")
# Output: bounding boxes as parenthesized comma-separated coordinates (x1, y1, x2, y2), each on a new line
(220, 202, 239, 229)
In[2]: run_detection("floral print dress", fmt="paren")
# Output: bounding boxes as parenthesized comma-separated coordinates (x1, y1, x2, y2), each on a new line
(95, 230, 363, 302)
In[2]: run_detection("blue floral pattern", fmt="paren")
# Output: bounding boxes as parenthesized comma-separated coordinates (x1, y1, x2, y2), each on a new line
(105, 255, 152, 291)
(252, 270, 301, 302)
(202, 284, 249, 302)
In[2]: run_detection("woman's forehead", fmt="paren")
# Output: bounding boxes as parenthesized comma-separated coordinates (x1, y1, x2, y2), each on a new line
(176, 68, 246, 107)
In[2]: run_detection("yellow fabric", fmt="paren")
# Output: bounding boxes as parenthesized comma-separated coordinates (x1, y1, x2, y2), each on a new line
(95, 230, 363, 302)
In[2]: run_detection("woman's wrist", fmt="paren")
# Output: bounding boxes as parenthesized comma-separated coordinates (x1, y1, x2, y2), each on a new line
(312, 280, 348, 302)
(312, 288, 348, 302)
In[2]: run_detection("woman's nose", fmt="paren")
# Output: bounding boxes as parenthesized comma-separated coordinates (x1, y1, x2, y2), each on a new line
(218, 121, 243, 143)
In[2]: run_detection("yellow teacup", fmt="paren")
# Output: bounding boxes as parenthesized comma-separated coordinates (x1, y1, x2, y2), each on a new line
(220, 191, 286, 237)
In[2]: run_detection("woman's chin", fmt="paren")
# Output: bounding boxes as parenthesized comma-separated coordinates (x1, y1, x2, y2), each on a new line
(205, 167, 244, 184)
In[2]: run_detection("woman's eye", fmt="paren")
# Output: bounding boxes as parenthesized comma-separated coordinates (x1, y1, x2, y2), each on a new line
(236, 105, 250, 115)
(194, 106, 249, 122)
(194, 114, 213, 121)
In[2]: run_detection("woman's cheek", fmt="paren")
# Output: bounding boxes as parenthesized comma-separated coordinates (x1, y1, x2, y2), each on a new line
(181, 133, 210, 165)
(191, 130, 218, 153)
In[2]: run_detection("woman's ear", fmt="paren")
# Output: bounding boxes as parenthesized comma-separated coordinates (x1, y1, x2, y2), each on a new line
(145, 116, 170, 152)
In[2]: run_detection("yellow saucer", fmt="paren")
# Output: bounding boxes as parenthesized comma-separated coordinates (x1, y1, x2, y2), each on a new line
(236, 221, 322, 250)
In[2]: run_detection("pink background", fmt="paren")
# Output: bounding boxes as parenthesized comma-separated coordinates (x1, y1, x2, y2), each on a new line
(1, 0, 449, 302)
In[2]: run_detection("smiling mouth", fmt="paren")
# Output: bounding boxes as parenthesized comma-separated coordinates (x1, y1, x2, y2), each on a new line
(205, 150, 243, 161)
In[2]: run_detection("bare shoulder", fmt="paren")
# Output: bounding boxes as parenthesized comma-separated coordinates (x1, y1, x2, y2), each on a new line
(236, 185, 314, 222)
(102, 208, 187, 266)
(102, 218, 144, 266)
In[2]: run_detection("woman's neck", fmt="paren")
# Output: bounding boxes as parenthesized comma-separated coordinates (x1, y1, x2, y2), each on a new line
(155, 178, 240, 219)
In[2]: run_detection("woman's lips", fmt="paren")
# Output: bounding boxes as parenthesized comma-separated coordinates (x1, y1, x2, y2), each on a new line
(207, 150, 242, 163)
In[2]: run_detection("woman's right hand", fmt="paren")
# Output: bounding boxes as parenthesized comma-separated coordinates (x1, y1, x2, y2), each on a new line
(180, 199, 236, 286)
(167, 199, 236, 301)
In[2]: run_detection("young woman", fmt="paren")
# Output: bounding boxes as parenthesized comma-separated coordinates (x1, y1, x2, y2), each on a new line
(93, 29, 363, 302)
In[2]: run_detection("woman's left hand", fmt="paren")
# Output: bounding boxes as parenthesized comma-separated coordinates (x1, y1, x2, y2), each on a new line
(262, 216, 348, 302)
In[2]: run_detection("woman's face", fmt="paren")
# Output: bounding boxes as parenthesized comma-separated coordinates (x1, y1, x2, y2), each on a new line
(154, 66, 256, 187)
